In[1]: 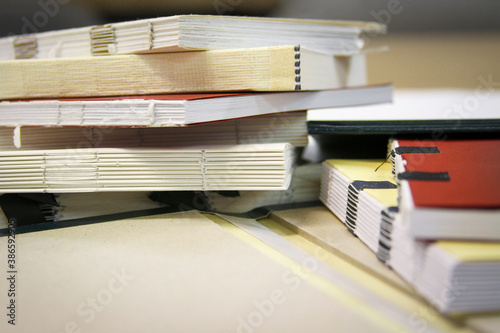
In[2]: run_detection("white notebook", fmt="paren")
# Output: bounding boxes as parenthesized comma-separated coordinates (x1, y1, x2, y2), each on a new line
(0, 143, 295, 192)
(0, 85, 392, 127)
(0, 15, 385, 60)
(307, 89, 500, 121)
(0, 164, 321, 228)
(0, 112, 308, 150)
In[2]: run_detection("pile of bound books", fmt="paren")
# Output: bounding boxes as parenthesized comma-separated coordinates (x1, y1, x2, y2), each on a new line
(0, 15, 389, 224)
(320, 130, 500, 315)
(2, 13, 498, 323)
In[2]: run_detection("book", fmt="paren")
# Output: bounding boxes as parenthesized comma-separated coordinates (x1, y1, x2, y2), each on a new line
(201, 163, 321, 213)
(320, 158, 500, 313)
(307, 89, 500, 134)
(0, 143, 295, 192)
(390, 139, 500, 240)
(0, 15, 385, 60)
(0, 112, 309, 150)
(0, 192, 168, 229)
(0, 45, 367, 100)
(390, 214, 500, 314)
(0, 85, 392, 127)
(320, 159, 397, 255)
(0, 164, 321, 228)
(319, 158, 415, 275)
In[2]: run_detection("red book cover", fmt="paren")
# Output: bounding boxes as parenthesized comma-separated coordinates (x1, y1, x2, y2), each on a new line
(396, 139, 500, 209)
(9, 93, 246, 103)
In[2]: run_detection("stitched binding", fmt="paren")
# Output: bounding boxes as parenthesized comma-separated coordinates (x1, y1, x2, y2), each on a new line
(397, 171, 450, 181)
(294, 45, 301, 90)
(147, 101, 156, 126)
(90, 25, 116, 56)
(147, 20, 154, 50)
(394, 146, 440, 155)
(13, 36, 38, 59)
(345, 181, 397, 234)
(376, 206, 398, 264)
(200, 150, 207, 190)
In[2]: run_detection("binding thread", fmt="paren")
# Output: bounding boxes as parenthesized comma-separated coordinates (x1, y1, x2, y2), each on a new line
(376, 206, 398, 264)
(147, 20, 154, 50)
(294, 45, 301, 90)
(345, 181, 397, 234)
(13, 36, 38, 59)
(394, 146, 440, 155)
(90, 25, 116, 56)
(397, 171, 450, 181)
(147, 101, 156, 126)
(200, 150, 207, 190)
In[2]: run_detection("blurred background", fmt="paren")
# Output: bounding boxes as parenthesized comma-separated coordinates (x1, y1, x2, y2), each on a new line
(1, 0, 499, 89)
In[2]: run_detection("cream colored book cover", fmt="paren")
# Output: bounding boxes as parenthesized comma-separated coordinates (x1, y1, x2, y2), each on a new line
(0, 143, 295, 192)
(0, 112, 308, 150)
(0, 45, 367, 100)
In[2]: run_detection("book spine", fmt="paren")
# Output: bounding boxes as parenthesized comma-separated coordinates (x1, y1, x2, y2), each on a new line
(90, 25, 116, 56)
(12, 36, 38, 59)
(0, 46, 301, 99)
(345, 181, 397, 234)
(294, 45, 301, 90)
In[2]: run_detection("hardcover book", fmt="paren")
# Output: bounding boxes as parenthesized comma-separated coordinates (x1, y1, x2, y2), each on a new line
(307, 89, 500, 134)
(390, 139, 500, 240)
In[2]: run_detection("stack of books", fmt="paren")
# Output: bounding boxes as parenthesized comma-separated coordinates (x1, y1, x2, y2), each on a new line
(2, 12, 499, 331)
(320, 138, 500, 313)
(0, 15, 388, 226)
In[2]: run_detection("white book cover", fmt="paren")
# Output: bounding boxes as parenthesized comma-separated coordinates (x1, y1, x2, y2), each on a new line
(0, 85, 392, 127)
(0, 15, 386, 60)
(0, 112, 309, 150)
(307, 89, 500, 122)
(0, 143, 295, 193)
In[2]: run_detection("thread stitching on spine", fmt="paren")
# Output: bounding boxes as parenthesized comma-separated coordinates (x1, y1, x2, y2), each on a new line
(90, 25, 116, 56)
(377, 206, 398, 264)
(148, 20, 154, 49)
(200, 150, 207, 190)
(148, 101, 156, 126)
(294, 45, 301, 90)
(13, 36, 38, 59)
